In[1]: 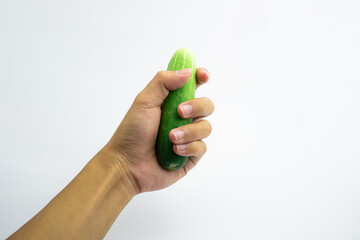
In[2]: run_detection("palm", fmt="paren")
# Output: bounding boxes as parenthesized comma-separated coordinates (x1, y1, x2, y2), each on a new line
(107, 68, 211, 193)
(110, 103, 185, 192)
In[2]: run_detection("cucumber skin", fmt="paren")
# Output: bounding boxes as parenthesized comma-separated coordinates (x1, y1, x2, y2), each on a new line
(156, 48, 197, 170)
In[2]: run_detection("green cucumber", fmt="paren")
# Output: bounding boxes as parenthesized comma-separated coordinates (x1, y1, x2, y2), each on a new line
(156, 48, 197, 170)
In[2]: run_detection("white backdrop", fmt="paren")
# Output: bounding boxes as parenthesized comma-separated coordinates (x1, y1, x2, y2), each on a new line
(1, 0, 360, 239)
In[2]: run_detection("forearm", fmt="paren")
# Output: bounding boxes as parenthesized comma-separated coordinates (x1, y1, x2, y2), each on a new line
(8, 148, 136, 240)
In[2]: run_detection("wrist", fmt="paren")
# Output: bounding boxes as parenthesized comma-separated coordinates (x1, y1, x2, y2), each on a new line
(93, 146, 140, 196)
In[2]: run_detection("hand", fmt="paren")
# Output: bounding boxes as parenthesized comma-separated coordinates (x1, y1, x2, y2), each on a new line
(104, 68, 214, 193)
(7, 68, 213, 240)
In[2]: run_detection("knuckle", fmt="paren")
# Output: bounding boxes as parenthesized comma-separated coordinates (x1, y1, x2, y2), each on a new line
(135, 91, 145, 103)
(202, 96, 211, 102)
(205, 98, 215, 113)
(155, 70, 167, 79)
(207, 122, 213, 135)
(193, 97, 215, 116)
(201, 119, 212, 133)
(135, 90, 152, 107)
(202, 142, 207, 154)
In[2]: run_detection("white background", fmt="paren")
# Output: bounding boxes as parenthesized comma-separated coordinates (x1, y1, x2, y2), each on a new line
(1, 0, 360, 239)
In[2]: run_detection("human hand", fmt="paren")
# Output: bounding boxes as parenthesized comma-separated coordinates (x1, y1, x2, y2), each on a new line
(104, 68, 214, 194)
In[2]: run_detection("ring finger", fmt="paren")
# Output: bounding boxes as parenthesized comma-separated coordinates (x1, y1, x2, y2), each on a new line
(172, 140, 207, 160)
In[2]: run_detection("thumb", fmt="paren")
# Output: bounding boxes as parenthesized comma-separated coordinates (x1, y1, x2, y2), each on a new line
(135, 69, 192, 108)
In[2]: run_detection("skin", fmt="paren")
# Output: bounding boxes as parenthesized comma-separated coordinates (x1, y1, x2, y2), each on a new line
(7, 67, 214, 240)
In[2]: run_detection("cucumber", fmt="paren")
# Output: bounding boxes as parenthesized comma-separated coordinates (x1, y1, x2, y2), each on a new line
(156, 48, 197, 170)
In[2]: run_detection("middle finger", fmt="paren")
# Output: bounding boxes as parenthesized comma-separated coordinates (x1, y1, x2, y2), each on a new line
(169, 119, 212, 145)
(177, 97, 215, 119)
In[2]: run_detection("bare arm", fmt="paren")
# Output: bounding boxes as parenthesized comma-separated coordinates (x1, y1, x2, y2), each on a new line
(8, 149, 136, 240)
(8, 68, 214, 239)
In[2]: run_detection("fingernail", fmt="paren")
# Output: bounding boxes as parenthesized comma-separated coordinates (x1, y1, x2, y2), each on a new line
(176, 68, 192, 75)
(172, 130, 185, 141)
(200, 67, 209, 77)
(177, 144, 187, 151)
(180, 104, 192, 117)
(203, 68, 210, 78)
